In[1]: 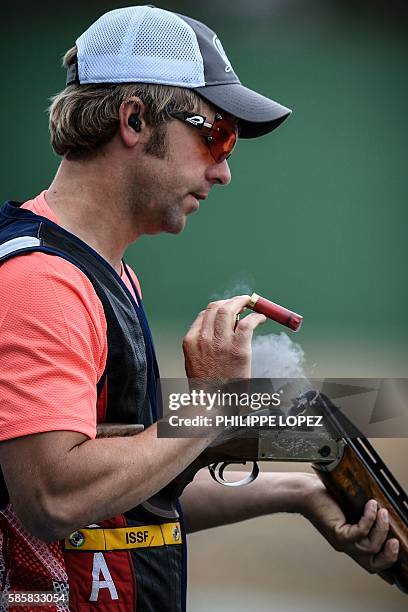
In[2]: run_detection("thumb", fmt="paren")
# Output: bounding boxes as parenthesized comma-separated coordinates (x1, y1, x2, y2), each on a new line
(234, 313, 267, 343)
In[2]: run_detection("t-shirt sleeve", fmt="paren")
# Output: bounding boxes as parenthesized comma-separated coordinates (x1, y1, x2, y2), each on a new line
(0, 252, 107, 441)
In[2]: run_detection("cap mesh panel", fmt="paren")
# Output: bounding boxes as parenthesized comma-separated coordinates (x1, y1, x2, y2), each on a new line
(77, 6, 205, 87)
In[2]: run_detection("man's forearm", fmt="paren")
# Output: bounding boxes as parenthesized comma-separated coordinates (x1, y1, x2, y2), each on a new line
(1, 424, 215, 541)
(180, 468, 316, 533)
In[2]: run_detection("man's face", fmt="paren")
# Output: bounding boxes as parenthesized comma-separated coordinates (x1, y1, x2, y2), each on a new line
(126, 101, 234, 235)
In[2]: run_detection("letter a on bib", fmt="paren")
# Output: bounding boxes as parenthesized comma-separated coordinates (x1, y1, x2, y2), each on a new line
(89, 553, 119, 602)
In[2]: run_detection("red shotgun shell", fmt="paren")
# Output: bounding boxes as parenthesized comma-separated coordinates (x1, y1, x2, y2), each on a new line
(247, 293, 303, 332)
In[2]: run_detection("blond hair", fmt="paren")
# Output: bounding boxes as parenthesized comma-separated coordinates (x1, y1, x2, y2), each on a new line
(48, 46, 202, 160)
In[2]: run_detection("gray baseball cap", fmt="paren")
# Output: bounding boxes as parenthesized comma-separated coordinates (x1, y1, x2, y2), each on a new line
(66, 6, 291, 138)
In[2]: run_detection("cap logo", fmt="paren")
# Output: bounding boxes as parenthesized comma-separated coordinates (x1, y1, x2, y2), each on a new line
(185, 115, 205, 126)
(212, 35, 232, 73)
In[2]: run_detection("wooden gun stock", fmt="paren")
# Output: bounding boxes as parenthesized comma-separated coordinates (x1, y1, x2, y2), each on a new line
(313, 439, 408, 593)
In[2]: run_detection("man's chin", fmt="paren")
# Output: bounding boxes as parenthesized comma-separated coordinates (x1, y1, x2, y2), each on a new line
(144, 214, 187, 236)
(164, 215, 187, 235)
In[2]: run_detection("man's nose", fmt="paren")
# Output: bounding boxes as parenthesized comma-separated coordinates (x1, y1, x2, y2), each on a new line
(206, 159, 232, 186)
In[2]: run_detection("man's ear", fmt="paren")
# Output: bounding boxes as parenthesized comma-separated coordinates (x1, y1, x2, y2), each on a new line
(128, 114, 141, 132)
(118, 97, 146, 146)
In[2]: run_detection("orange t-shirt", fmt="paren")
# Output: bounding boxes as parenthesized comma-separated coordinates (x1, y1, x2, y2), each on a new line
(0, 191, 141, 441)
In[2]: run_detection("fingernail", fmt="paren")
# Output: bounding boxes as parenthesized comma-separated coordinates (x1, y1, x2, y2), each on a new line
(369, 500, 377, 512)
(391, 541, 399, 554)
(381, 508, 389, 524)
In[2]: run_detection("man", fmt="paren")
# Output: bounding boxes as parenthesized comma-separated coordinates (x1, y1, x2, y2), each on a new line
(0, 6, 399, 611)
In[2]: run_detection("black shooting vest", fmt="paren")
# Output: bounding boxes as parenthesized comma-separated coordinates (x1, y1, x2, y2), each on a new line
(0, 201, 187, 611)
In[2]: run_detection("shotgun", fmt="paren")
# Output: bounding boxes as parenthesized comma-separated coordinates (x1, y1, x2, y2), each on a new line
(97, 390, 408, 593)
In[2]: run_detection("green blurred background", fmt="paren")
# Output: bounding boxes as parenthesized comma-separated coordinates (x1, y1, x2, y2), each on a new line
(1, 0, 407, 376)
(1, 1, 407, 609)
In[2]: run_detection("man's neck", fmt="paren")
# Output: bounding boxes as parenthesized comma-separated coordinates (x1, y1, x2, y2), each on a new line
(46, 159, 139, 274)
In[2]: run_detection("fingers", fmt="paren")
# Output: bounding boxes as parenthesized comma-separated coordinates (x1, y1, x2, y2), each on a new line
(307, 488, 401, 578)
(359, 506, 399, 572)
(346, 502, 392, 556)
(208, 297, 266, 345)
(192, 295, 251, 340)
(369, 538, 399, 573)
(234, 312, 267, 343)
(183, 295, 258, 379)
(203, 299, 230, 339)
(186, 308, 206, 336)
(339, 499, 378, 544)
(355, 507, 390, 555)
(342, 500, 400, 574)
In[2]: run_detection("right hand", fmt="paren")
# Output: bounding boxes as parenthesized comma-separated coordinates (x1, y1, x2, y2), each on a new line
(183, 295, 266, 380)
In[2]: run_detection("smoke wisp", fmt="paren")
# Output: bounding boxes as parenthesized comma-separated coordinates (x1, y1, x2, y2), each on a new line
(251, 332, 306, 379)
